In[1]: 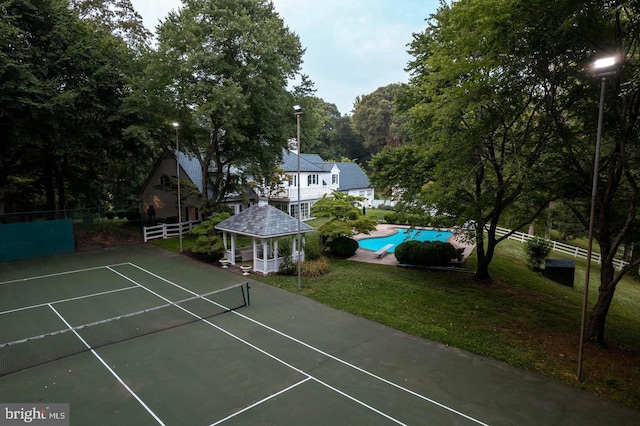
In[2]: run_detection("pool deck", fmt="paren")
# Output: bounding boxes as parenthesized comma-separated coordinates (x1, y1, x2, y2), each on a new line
(348, 224, 475, 266)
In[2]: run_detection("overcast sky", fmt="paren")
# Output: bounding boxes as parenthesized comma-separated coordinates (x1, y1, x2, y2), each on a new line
(130, 0, 440, 115)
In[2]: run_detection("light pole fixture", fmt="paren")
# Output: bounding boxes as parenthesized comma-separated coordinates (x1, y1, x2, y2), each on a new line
(577, 55, 618, 381)
(293, 105, 303, 291)
(172, 122, 183, 253)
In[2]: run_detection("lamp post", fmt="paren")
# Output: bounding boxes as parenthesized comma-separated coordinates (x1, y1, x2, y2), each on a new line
(293, 105, 303, 291)
(172, 122, 183, 253)
(577, 56, 618, 381)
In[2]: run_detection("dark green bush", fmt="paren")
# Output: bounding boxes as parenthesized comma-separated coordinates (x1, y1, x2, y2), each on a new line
(384, 212, 397, 223)
(278, 241, 296, 275)
(105, 211, 116, 220)
(378, 204, 395, 211)
(116, 210, 127, 219)
(125, 207, 140, 221)
(303, 235, 322, 261)
(407, 214, 431, 227)
(394, 240, 458, 266)
(328, 236, 359, 258)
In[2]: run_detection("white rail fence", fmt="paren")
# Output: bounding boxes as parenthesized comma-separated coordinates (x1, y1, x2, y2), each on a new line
(493, 226, 629, 271)
(143, 220, 201, 242)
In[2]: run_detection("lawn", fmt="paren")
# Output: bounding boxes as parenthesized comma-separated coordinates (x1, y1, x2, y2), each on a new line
(148, 215, 640, 409)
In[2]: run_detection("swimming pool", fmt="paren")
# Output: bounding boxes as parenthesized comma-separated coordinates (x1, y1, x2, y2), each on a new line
(358, 228, 453, 253)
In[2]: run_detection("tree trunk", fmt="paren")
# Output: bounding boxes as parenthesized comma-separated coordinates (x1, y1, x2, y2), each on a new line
(473, 222, 494, 281)
(587, 253, 617, 344)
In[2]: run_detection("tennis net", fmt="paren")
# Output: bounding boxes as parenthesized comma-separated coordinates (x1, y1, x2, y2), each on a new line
(0, 282, 249, 376)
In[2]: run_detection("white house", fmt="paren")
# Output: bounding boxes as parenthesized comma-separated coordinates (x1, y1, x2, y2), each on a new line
(137, 147, 374, 223)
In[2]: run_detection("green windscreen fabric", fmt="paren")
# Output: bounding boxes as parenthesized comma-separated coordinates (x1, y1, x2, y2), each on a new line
(0, 219, 74, 262)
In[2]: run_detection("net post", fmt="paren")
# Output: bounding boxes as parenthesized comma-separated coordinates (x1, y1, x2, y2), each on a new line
(245, 282, 250, 306)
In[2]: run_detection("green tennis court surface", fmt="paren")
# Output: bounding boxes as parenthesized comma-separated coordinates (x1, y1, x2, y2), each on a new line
(1, 245, 639, 425)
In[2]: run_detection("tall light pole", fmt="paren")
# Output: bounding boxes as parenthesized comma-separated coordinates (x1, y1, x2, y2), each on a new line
(172, 122, 183, 253)
(293, 105, 303, 291)
(577, 56, 618, 381)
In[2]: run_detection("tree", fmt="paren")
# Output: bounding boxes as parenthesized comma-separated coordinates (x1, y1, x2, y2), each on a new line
(148, 0, 303, 209)
(70, 0, 151, 48)
(0, 0, 148, 213)
(540, 1, 640, 343)
(396, 0, 564, 280)
(283, 75, 364, 163)
(352, 83, 411, 158)
(311, 190, 377, 243)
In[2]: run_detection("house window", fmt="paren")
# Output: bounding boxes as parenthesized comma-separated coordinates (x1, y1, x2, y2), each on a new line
(301, 202, 310, 220)
(332, 174, 338, 185)
(307, 174, 318, 186)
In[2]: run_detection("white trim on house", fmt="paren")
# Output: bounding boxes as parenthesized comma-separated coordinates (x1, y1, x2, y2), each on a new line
(138, 148, 373, 223)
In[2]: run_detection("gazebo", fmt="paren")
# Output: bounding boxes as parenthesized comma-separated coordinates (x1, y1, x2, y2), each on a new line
(215, 199, 314, 275)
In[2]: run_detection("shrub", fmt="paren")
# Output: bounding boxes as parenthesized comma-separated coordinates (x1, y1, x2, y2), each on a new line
(105, 211, 116, 220)
(407, 214, 431, 227)
(394, 240, 458, 266)
(190, 212, 231, 258)
(303, 235, 322, 261)
(524, 236, 552, 270)
(116, 210, 127, 219)
(302, 257, 330, 277)
(384, 213, 399, 224)
(278, 241, 296, 275)
(125, 206, 141, 221)
(328, 236, 359, 258)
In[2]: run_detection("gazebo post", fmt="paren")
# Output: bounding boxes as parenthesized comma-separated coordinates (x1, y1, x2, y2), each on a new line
(262, 238, 268, 274)
(230, 233, 237, 265)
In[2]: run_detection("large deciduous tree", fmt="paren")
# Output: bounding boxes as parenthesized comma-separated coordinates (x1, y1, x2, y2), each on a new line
(352, 83, 411, 159)
(391, 0, 563, 280)
(70, 0, 150, 48)
(546, 1, 640, 343)
(148, 0, 303, 209)
(0, 0, 146, 213)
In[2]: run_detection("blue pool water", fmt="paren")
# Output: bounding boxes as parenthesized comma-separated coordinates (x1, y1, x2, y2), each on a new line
(358, 228, 453, 253)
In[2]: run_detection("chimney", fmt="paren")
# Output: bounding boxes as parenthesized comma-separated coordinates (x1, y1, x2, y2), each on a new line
(258, 198, 268, 207)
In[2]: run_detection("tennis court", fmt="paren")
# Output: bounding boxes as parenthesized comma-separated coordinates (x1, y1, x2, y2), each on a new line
(1, 245, 639, 425)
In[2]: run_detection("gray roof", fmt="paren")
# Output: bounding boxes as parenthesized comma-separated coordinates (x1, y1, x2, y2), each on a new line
(281, 150, 325, 172)
(215, 203, 314, 238)
(177, 150, 203, 192)
(336, 162, 371, 190)
(175, 147, 370, 197)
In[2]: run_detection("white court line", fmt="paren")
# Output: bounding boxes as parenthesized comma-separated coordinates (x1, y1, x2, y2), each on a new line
(47, 303, 165, 426)
(107, 266, 408, 425)
(0, 263, 130, 285)
(209, 378, 312, 426)
(0, 285, 139, 316)
(126, 263, 490, 426)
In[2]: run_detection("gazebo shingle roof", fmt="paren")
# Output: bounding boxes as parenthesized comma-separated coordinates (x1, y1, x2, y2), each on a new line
(215, 202, 314, 238)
